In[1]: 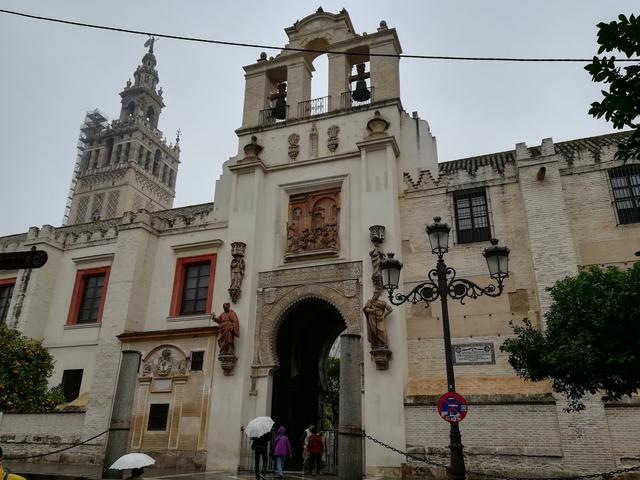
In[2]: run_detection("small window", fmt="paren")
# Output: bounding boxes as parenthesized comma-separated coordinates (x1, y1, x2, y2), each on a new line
(453, 189, 491, 244)
(148, 404, 170, 431)
(169, 255, 216, 317)
(190, 351, 204, 371)
(67, 267, 111, 325)
(0, 278, 16, 323)
(609, 165, 640, 225)
(61, 369, 83, 402)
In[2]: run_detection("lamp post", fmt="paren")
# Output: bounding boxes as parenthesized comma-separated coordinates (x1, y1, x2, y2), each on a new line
(380, 217, 510, 480)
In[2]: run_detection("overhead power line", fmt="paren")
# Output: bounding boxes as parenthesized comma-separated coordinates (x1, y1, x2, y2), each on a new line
(1, 8, 639, 63)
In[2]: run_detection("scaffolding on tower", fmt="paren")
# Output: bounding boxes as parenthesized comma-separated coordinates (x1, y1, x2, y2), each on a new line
(62, 109, 109, 225)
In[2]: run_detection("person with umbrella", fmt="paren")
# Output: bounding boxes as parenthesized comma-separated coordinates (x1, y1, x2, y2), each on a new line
(110, 453, 155, 480)
(245, 416, 274, 480)
(251, 432, 270, 480)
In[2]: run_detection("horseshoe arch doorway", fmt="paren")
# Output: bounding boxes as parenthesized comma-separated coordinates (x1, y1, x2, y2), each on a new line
(270, 297, 345, 471)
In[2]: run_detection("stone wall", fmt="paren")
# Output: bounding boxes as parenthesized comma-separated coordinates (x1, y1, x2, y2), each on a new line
(0, 412, 103, 478)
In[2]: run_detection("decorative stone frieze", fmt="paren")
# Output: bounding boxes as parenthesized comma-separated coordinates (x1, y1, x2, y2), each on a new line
(327, 125, 340, 153)
(288, 133, 300, 160)
(252, 262, 363, 380)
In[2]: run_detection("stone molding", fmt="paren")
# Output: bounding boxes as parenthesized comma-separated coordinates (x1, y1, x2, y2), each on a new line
(253, 262, 362, 373)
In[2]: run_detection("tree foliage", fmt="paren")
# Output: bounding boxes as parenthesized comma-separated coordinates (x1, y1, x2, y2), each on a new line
(323, 357, 340, 428)
(501, 263, 640, 411)
(585, 14, 640, 162)
(0, 324, 64, 413)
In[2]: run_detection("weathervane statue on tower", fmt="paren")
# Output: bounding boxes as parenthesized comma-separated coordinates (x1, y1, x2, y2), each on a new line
(144, 36, 157, 53)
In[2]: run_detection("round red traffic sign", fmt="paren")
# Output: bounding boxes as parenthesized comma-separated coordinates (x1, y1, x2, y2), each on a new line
(437, 392, 468, 423)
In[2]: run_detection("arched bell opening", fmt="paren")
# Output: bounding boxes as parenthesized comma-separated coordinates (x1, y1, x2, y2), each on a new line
(270, 297, 345, 470)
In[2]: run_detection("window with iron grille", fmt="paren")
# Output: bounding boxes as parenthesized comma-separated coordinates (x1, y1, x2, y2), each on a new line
(61, 369, 83, 402)
(148, 403, 170, 431)
(453, 189, 491, 244)
(0, 279, 15, 323)
(609, 165, 640, 225)
(190, 351, 204, 371)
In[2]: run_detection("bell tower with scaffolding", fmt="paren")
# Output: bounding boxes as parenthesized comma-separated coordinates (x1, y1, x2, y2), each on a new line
(65, 40, 180, 226)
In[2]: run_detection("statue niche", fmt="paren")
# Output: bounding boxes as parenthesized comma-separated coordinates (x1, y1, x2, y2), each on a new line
(286, 189, 340, 255)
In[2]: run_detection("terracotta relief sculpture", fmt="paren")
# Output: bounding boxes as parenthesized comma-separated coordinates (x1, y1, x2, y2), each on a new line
(213, 303, 240, 375)
(228, 242, 246, 303)
(285, 189, 340, 255)
(369, 225, 386, 289)
(363, 290, 393, 370)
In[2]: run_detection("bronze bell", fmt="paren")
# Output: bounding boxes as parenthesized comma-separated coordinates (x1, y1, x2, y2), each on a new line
(271, 82, 288, 120)
(272, 98, 287, 120)
(351, 63, 371, 102)
(352, 79, 371, 102)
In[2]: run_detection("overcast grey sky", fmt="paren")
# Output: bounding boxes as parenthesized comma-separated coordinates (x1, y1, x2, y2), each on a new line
(0, 1, 636, 236)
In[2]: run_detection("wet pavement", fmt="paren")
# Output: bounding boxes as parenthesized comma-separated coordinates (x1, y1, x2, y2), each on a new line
(151, 473, 337, 480)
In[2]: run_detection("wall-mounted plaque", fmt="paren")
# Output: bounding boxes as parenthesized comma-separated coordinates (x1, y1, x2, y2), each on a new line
(452, 342, 495, 365)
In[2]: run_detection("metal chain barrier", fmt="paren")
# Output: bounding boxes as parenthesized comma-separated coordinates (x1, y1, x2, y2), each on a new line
(362, 431, 640, 480)
(5, 428, 112, 460)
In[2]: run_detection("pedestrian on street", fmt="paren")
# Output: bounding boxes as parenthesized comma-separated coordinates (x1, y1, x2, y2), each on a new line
(0, 446, 26, 480)
(306, 426, 324, 475)
(272, 426, 292, 479)
(251, 431, 270, 480)
(300, 423, 314, 473)
(125, 467, 145, 480)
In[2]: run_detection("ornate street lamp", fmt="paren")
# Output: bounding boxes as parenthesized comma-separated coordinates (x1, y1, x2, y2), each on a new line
(380, 217, 509, 480)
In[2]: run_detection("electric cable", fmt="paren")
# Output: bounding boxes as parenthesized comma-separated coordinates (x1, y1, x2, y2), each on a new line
(1, 8, 639, 63)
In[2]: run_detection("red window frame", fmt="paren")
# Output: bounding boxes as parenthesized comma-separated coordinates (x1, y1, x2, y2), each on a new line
(0, 277, 17, 322)
(169, 254, 216, 317)
(67, 266, 111, 325)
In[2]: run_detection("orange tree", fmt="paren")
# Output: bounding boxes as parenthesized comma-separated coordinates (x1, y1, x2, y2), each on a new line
(0, 323, 64, 412)
(501, 263, 640, 411)
(585, 14, 640, 161)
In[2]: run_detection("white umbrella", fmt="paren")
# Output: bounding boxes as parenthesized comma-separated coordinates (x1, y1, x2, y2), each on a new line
(244, 416, 274, 438)
(110, 453, 156, 470)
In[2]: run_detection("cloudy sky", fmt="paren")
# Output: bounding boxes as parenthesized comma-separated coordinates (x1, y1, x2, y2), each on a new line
(0, 1, 636, 236)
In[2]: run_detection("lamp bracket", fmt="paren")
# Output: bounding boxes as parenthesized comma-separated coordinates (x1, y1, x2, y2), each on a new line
(384, 266, 505, 306)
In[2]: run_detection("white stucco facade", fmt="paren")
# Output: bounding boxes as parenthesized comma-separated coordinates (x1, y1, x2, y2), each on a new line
(2, 8, 640, 479)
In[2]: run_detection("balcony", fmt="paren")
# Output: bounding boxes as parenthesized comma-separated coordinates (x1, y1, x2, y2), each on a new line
(259, 105, 289, 127)
(340, 86, 374, 110)
(298, 96, 331, 119)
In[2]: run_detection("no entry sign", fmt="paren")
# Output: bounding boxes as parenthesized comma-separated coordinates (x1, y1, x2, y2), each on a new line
(437, 392, 468, 423)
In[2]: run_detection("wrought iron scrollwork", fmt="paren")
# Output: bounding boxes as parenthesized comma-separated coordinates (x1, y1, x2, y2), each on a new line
(385, 265, 504, 306)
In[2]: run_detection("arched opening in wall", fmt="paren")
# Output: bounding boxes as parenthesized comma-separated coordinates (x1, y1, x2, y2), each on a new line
(153, 150, 161, 176)
(126, 101, 136, 118)
(303, 38, 330, 117)
(271, 298, 345, 472)
(345, 47, 372, 109)
(146, 106, 155, 127)
(105, 138, 114, 166)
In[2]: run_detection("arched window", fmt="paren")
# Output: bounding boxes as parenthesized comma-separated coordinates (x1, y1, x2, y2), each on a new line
(105, 138, 114, 167)
(146, 106, 156, 127)
(153, 150, 161, 176)
(126, 101, 135, 117)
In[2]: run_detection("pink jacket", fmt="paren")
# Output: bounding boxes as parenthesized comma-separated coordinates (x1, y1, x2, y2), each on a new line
(272, 426, 292, 456)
